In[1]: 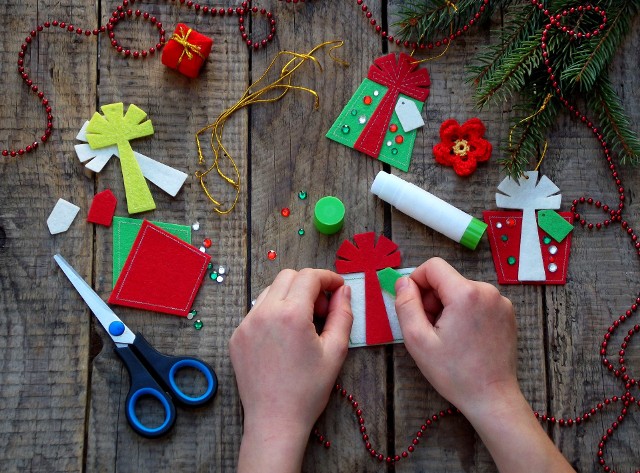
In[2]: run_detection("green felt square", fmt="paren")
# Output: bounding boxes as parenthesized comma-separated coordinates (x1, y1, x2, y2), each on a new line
(326, 79, 423, 172)
(538, 209, 574, 242)
(112, 216, 191, 287)
(377, 267, 404, 297)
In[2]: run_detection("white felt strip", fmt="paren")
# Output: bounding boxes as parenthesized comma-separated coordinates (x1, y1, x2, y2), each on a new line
(134, 152, 188, 197)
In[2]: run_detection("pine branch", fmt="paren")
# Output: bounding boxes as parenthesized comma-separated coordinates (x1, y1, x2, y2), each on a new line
(587, 75, 640, 165)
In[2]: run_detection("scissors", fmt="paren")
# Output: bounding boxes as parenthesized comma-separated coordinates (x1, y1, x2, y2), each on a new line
(54, 254, 218, 438)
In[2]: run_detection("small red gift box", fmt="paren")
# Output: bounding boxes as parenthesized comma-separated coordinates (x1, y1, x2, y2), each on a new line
(161, 23, 213, 78)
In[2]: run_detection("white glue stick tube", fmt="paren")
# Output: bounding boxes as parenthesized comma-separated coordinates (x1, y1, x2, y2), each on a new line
(370, 171, 487, 250)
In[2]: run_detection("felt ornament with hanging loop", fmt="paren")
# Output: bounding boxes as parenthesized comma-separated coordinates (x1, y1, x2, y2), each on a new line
(195, 40, 348, 215)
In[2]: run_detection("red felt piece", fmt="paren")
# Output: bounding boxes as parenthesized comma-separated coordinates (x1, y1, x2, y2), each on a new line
(161, 24, 213, 79)
(483, 211, 573, 285)
(87, 189, 118, 227)
(433, 118, 492, 176)
(336, 232, 401, 345)
(108, 220, 211, 316)
(354, 53, 430, 158)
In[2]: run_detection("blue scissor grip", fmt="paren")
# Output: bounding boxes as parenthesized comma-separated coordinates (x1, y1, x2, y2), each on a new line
(168, 359, 217, 404)
(127, 387, 174, 437)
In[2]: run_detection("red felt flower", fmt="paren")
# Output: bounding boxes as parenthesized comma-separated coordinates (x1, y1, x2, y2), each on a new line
(433, 118, 492, 176)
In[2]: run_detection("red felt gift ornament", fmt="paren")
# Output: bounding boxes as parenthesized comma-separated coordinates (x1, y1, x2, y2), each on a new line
(161, 24, 213, 79)
(433, 118, 492, 176)
(335, 232, 401, 345)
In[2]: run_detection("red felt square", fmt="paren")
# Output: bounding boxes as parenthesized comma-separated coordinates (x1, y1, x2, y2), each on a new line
(483, 211, 573, 285)
(161, 23, 213, 79)
(108, 220, 211, 316)
(87, 189, 117, 227)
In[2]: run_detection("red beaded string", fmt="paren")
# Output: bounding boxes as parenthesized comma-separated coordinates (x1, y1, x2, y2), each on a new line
(3, 0, 276, 158)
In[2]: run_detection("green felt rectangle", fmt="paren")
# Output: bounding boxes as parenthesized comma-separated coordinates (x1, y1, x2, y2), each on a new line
(377, 267, 405, 297)
(112, 216, 192, 287)
(538, 209, 574, 242)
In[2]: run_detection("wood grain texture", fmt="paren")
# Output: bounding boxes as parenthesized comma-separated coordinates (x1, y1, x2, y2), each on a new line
(0, 1, 639, 472)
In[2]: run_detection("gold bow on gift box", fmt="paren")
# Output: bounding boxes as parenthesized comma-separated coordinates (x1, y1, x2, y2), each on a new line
(171, 26, 206, 65)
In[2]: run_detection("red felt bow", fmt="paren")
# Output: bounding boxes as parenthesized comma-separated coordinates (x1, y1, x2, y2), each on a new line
(335, 232, 401, 345)
(354, 53, 431, 158)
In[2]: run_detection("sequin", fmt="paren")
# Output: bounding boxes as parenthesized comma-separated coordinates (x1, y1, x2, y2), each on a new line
(391, 148, 398, 155)
(543, 236, 552, 245)
(191, 221, 200, 231)
(267, 250, 277, 260)
(350, 109, 358, 116)
(194, 319, 203, 330)
(207, 262, 213, 270)
(549, 245, 558, 255)
(209, 271, 218, 280)
(496, 222, 503, 229)
(358, 115, 367, 124)
(389, 124, 398, 133)
(363, 96, 372, 105)
(395, 135, 404, 144)
(548, 263, 558, 272)
(506, 218, 516, 227)
(298, 190, 307, 200)
(216, 275, 224, 283)
(341, 125, 350, 134)
(199, 246, 206, 253)
(386, 140, 392, 147)
(281, 207, 290, 217)
(187, 309, 197, 320)
(501, 235, 508, 242)
(298, 228, 305, 236)
(373, 90, 379, 96)
(251, 299, 257, 306)
(507, 256, 517, 265)
(203, 238, 212, 248)
(218, 266, 226, 275)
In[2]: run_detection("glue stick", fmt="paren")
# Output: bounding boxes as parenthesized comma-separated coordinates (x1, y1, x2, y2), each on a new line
(370, 171, 487, 250)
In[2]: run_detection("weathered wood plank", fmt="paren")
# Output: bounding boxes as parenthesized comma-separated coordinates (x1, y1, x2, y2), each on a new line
(84, 3, 249, 471)
(0, 1, 97, 471)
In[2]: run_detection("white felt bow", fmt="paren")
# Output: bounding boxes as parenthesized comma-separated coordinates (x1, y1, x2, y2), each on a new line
(496, 171, 561, 281)
(74, 121, 188, 197)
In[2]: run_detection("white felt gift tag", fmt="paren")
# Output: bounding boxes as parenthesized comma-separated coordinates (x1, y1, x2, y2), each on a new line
(395, 98, 425, 132)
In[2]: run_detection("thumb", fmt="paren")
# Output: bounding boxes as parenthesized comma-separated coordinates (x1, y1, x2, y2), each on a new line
(395, 277, 435, 350)
(320, 285, 354, 361)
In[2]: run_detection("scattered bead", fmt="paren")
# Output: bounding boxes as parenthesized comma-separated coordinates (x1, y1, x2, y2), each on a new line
(218, 266, 226, 275)
(187, 309, 197, 320)
(203, 238, 212, 248)
(216, 275, 225, 283)
(193, 319, 203, 330)
(298, 228, 305, 236)
(267, 250, 277, 260)
(298, 190, 308, 200)
(199, 246, 206, 253)
(207, 262, 213, 270)
(210, 271, 218, 280)
(281, 207, 291, 217)
(192, 221, 200, 230)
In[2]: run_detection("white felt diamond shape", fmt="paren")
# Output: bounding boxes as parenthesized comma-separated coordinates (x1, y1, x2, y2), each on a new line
(47, 198, 80, 235)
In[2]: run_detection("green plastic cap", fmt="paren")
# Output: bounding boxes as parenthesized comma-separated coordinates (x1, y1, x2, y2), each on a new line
(460, 217, 488, 250)
(314, 196, 345, 235)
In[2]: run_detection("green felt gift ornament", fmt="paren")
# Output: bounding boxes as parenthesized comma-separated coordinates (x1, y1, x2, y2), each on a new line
(326, 53, 430, 172)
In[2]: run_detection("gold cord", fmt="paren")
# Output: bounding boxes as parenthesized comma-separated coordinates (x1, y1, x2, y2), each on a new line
(508, 93, 553, 172)
(409, 0, 457, 62)
(195, 40, 348, 214)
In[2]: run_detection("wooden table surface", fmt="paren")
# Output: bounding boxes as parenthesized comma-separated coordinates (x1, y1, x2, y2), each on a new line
(1, 1, 639, 472)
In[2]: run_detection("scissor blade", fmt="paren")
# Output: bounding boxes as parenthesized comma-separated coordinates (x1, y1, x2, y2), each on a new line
(54, 254, 135, 346)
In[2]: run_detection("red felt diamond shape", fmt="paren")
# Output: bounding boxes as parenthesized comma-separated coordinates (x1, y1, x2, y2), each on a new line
(108, 220, 211, 316)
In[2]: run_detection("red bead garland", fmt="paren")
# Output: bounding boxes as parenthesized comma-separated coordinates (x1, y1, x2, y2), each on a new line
(3, 0, 276, 158)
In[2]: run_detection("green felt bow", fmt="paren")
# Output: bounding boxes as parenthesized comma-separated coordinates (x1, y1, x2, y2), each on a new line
(86, 103, 156, 214)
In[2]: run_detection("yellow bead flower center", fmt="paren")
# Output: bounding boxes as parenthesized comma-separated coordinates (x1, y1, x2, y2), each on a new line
(453, 138, 470, 157)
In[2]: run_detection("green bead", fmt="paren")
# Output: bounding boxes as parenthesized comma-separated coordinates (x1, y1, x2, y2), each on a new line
(501, 235, 508, 242)
(187, 309, 197, 320)
(543, 236, 552, 244)
(298, 190, 307, 200)
(507, 256, 517, 265)
(391, 148, 398, 155)
(207, 262, 213, 270)
(350, 109, 358, 116)
(341, 125, 350, 134)
(210, 271, 218, 280)
(193, 320, 203, 330)
(298, 228, 305, 236)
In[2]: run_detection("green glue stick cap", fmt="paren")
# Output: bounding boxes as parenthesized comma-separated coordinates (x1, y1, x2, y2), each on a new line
(314, 196, 345, 235)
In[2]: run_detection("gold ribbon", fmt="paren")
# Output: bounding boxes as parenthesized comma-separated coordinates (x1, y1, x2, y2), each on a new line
(171, 27, 205, 65)
(508, 93, 554, 173)
(195, 40, 348, 215)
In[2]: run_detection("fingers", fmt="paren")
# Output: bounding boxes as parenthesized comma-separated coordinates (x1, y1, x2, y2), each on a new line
(320, 285, 353, 361)
(410, 257, 467, 307)
(395, 276, 436, 348)
(285, 268, 344, 303)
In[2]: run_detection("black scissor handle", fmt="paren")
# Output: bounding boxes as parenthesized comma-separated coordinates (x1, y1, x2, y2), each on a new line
(131, 333, 218, 407)
(115, 345, 177, 438)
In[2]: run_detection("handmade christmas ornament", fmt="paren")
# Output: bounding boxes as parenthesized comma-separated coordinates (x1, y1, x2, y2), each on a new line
(75, 121, 187, 197)
(109, 220, 210, 317)
(433, 118, 492, 176)
(483, 171, 573, 284)
(47, 198, 80, 235)
(87, 189, 117, 227)
(112, 216, 192, 286)
(326, 53, 430, 172)
(84, 103, 157, 214)
(335, 232, 402, 346)
(161, 24, 213, 79)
